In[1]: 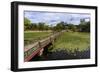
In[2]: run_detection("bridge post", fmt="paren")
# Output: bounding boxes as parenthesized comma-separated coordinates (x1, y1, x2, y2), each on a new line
(38, 48, 44, 56)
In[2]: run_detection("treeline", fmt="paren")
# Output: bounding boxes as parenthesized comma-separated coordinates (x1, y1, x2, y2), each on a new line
(24, 18, 50, 31)
(24, 17, 90, 32)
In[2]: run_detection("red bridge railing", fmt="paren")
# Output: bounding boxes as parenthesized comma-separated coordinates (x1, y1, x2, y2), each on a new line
(24, 31, 65, 62)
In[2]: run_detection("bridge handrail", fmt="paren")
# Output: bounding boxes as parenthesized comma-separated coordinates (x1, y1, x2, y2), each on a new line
(24, 30, 65, 59)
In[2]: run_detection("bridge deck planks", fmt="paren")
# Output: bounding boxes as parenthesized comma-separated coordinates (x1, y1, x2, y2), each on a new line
(24, 30, 65, 61)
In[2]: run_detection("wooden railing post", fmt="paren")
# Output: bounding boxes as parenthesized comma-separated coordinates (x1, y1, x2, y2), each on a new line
(24, 30, 66, 61)
(38, 41, 41, 48)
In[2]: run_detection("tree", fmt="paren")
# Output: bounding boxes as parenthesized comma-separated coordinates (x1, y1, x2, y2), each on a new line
(24, 17, 31, 26)
(38, 22, 45, 31)
(44, 25, 49, 30)
(86, 21, 90, 32)
(67, 24, 77, 32)
(31, 23, 38, 30)
(79, 19, 90, 32)
(54, 21, 65, 31)
(24, 17, 31, 30)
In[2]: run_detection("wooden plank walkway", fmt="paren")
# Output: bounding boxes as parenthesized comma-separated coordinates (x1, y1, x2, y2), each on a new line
(24, 30, 65, 62)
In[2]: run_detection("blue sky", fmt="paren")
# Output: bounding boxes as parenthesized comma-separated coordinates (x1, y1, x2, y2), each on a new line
(24, 11, 90, 26)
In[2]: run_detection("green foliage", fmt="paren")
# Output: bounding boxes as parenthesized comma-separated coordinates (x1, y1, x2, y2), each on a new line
(52, 32, 90, 52)
(38, 22, 45, 31)
(24, 31, 52, 45)
(24, 17, 31, 25)
(24, 17, 31, 30)
(24, 18, 50, 31)
(67, 24, 77, 32)
(44, 25, 50, 30)
(30, 23, 38, 30)
(79, 19, 90, 32)
(24, 18, 90, 33)
(52, 21, 66, 31)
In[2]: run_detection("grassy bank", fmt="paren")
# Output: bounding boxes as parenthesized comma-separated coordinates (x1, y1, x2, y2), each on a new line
(24, 31, 52, 46)
(52, 32, 90, 52)
(24, 31, 90, 53)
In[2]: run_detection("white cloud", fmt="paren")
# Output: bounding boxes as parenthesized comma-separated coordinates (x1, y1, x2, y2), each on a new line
(24, 11, 90, 25)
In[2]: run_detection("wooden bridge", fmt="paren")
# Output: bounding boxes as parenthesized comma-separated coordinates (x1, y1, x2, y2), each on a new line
(24, 30, 65, 62)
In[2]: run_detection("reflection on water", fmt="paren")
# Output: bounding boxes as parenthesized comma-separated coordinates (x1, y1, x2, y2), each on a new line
(29, 49, 90, 61)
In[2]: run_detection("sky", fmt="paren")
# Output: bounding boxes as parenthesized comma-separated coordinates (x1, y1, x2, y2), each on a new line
(24, 11, 90, 26)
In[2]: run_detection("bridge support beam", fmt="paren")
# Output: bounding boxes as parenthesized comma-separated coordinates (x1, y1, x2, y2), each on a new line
(38, 48, 44, 56)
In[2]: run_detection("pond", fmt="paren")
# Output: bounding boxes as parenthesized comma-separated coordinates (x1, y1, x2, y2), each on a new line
(29, 48, 90, 61)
